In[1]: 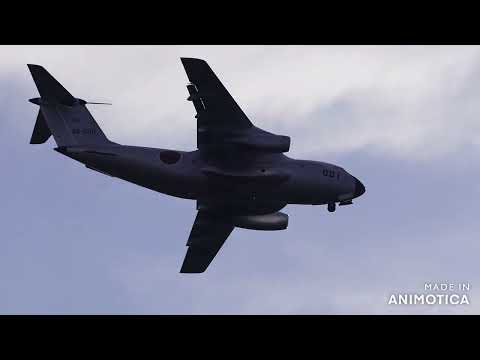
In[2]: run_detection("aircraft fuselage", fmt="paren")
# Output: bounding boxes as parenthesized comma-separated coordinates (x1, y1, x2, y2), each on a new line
(28, 59, 367, 272)
(56, 144, 365, 214)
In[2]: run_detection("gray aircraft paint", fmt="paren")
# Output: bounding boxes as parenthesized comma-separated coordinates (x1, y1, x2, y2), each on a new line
(27, 59, 365, 273)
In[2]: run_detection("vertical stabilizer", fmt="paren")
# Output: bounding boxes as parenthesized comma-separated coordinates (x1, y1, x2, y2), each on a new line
(27, 64, 111, 146)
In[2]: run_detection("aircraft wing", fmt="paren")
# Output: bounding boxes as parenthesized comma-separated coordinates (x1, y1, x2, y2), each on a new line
(181, 58, 290, 153)
(180, 210, 235, 273)
(181, 57, 252, 130)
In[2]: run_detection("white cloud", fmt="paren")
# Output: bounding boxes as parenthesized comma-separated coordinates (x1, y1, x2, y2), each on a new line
(4, 45, 480, 314)
(3, 45, 480, 158)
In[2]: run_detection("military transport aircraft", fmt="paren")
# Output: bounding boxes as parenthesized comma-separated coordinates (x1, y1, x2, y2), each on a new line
(27, 58, 365, 273)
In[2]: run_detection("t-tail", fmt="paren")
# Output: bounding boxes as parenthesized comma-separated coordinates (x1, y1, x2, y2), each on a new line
(27, 64, 112, 147)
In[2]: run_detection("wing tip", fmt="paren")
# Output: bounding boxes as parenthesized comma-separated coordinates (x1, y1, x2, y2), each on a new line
(180, 57, 205, 61)
(180, 57, 208, 67)
(179, 265, 207, 274)
(179, 247, 210, 274)
(27, 64, 45, 73)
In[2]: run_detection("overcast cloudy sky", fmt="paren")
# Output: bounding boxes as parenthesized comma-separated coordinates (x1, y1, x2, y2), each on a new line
(1, 45, 480, 314)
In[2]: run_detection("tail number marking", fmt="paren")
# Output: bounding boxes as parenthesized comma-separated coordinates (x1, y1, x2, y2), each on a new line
(72, 128, 97, 135)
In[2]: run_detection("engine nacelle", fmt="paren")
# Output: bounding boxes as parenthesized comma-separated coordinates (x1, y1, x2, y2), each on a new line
(230, 212, 289, 231)
(229, 135, 290, 153)
(227, 126, 290, 153)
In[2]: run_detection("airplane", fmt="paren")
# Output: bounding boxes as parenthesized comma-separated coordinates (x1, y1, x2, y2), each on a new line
(27, 58, 365, 273)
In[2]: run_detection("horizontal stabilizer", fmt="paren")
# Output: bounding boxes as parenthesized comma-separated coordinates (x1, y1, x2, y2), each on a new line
(30, 110, 51, 144)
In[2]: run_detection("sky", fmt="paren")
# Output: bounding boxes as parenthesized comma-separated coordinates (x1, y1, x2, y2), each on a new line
(1, 45, 480, 314)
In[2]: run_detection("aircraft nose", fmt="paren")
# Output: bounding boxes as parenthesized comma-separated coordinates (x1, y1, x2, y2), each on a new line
(353, 176, 366, 198)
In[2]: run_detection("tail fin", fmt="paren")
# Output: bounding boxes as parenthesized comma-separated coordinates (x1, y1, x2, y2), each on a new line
(30, 110, 51, 144)
(27, 64, 111, 147)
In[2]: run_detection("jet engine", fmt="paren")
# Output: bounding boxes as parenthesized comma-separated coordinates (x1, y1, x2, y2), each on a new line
(230, 212, 289, 231)
(228, 126, 291, 153)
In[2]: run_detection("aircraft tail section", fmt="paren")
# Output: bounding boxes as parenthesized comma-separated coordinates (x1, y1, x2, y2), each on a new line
(27, 64, 112, 147)
(30, 110, 51, 144)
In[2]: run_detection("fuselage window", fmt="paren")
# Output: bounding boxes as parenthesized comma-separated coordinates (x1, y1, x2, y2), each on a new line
(160, 150, 181, 164)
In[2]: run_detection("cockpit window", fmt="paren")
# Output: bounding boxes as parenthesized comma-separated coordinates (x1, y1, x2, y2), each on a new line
(159, 150, 181, 164)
